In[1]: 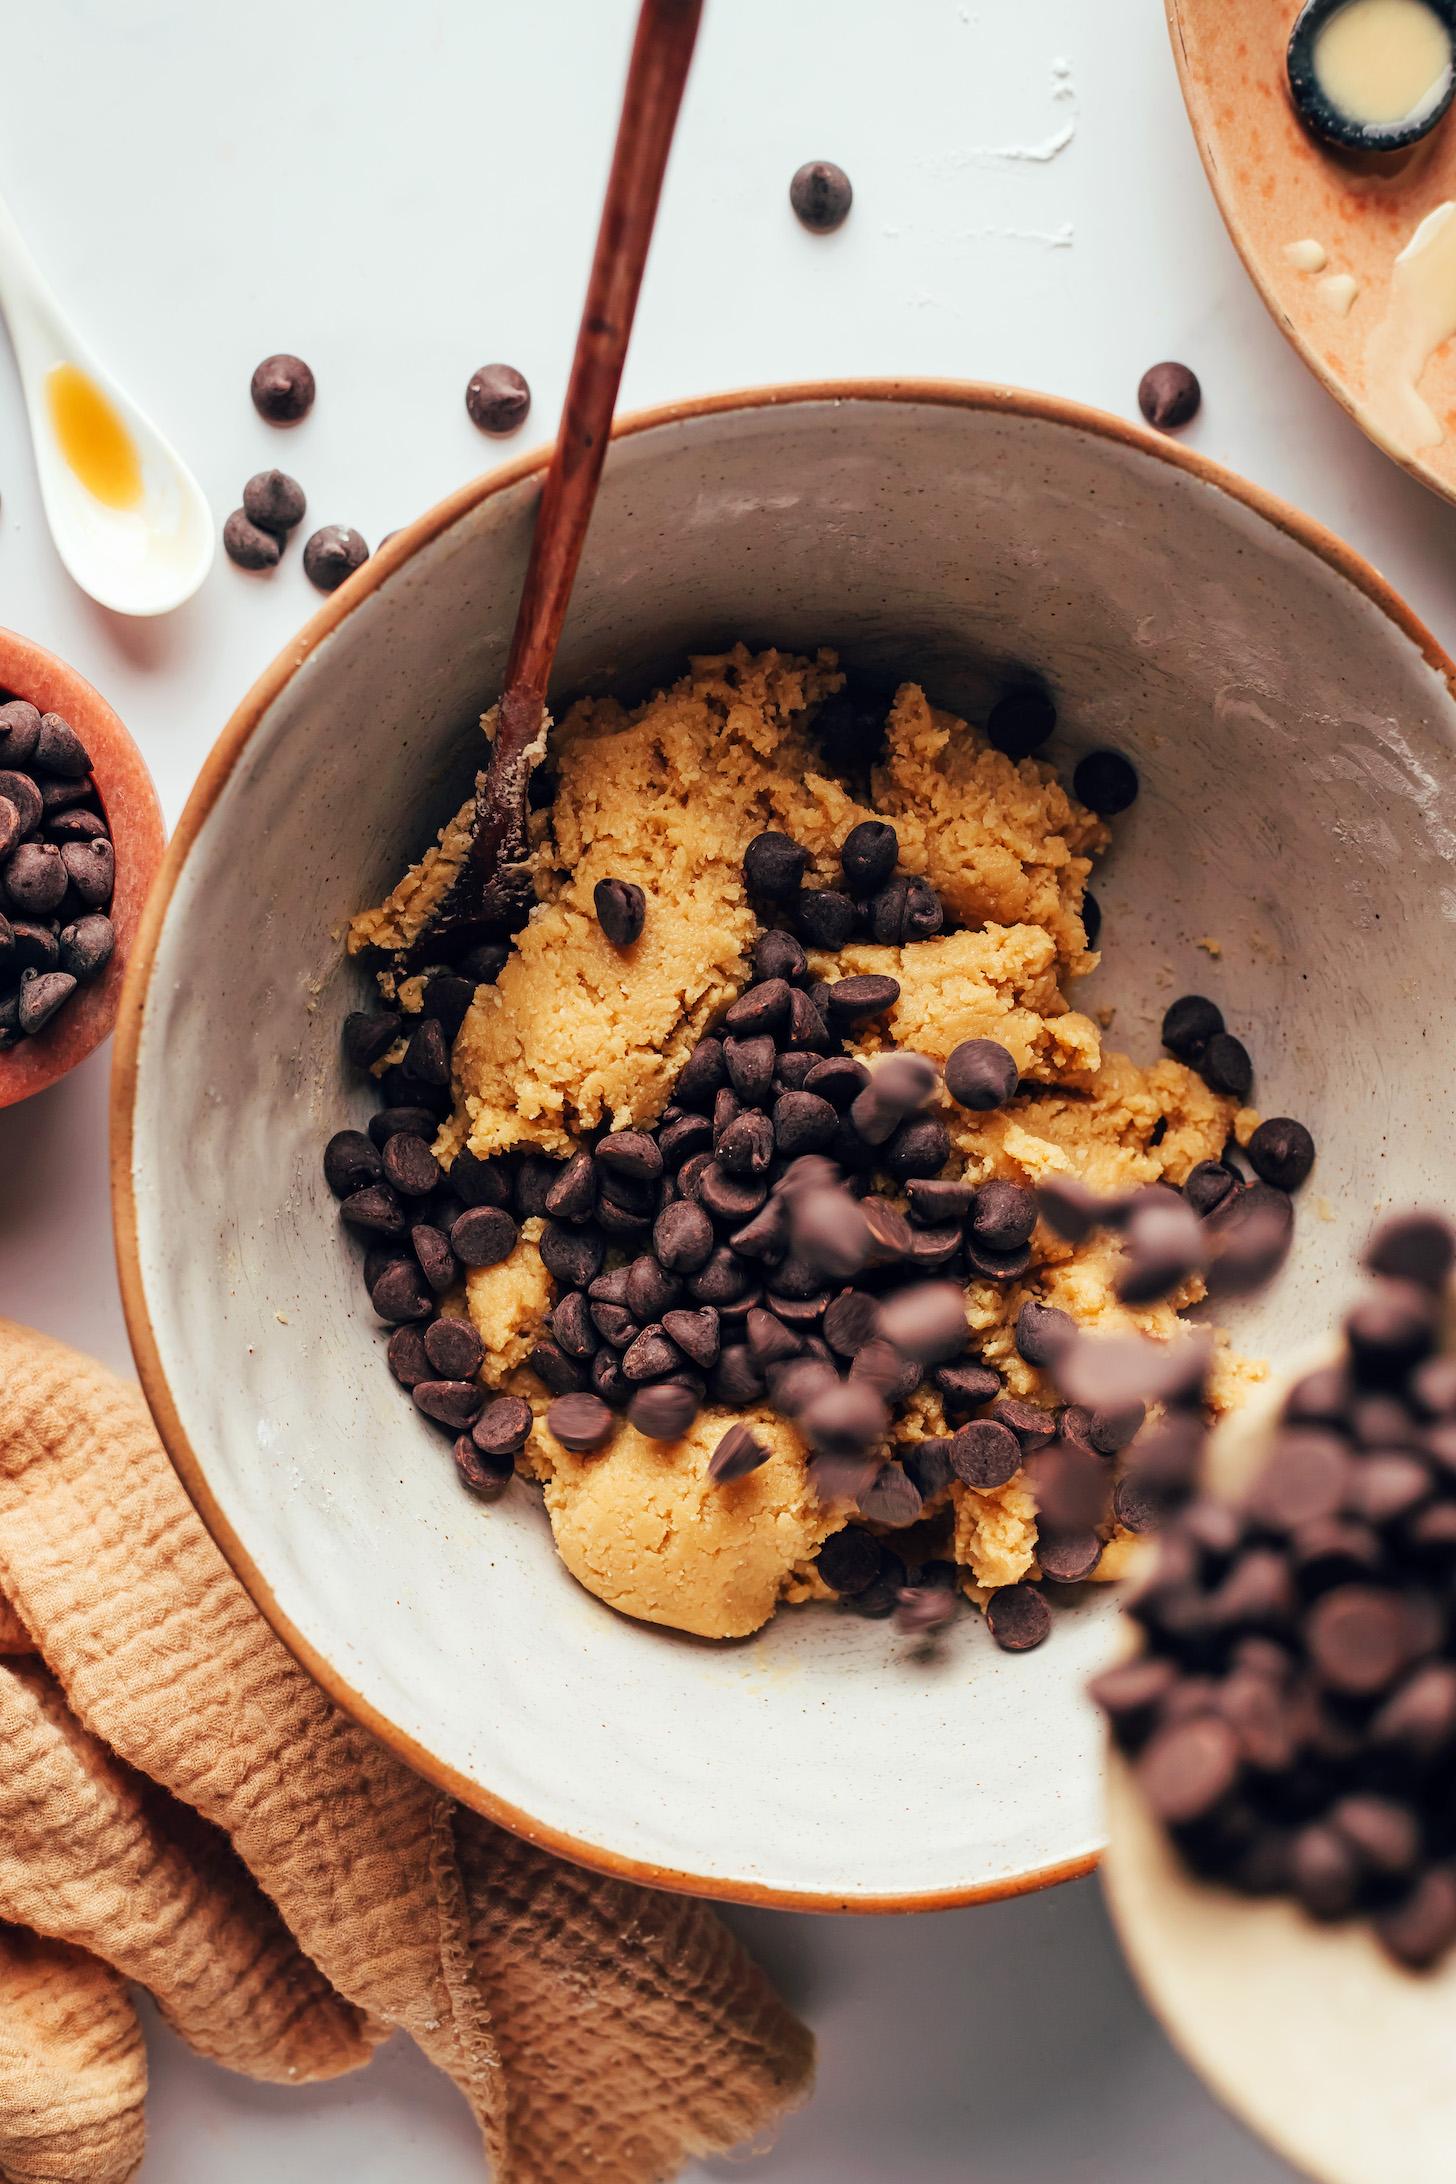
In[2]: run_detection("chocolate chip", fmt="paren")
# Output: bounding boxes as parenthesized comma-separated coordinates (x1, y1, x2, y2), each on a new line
(243, 467, 306, 535)
(1137, 1713, 1239, 1827)
(992, 1399, 1057, 1451)
(465, 363, 531, 433)
(414, 1378, 486, 1431)
(722, 1033, 776, 1106)
(251, 352, 315, 423)
(529, 1340, 588, 1396)
(743, 831, 807, 902)
(698, 1163, 768, 1228)
(1014, 1298, 1074, 1367)
(450, 1205, 518, 1268)
(1377, 1868, 1456, 1970)
(804, 1056, 869, 1110)
(790, 1187, 871, 1281)
(586, 874, 647, 951)
(473, 1395, 533, 1458)
(1346, 1280, 1436, 1386)
(750, 929, 804, 985)
(1138, 361, 1201, 431)
(793, 887, 855, 949)
(868, 873, 943, 945)
(342, 1009, 400, 1069)
(387, 1325, 432, 1387)
(411, 1222, 457, 1294)
(949, 1418, 1022, 1490)
(724, 978, 791, 1041)
(968, 1178, 1037, 1252)
(850, 1051, 936, 1145)
(653, 1198, 715, 1273)
(381, 1132, 440, 1198)
(876, 1280, 966, 1363)
(223, 509, 281, 570)
(621, 1324, 681, 1383)
(820, 1290, 876, 1357)
(986, 1583, 1052, 1653)
(1184, 1158, 1239, 1216)
(420, 972, 475, 1042)
(41, 778, 93, 815)
(943, 1042, 1016, 1116)
(1090, 1399, 1146, 1454)
(1307, 1586, 1416, 1697)
(547, 1392, 615, 1453)
(1244, 1116, 1315, 1194)
(370, 1258, 433, 1323)
(7, 922, 56, 975)
(1112, 1472, 1162, 1534)
(839, 820, 898, 893)
(859, 1460, 923, 1529)
(789, 158, 853, 232)
(624, 1256, 677, 1323)
(1038, 1530, 1103, 1583)
(453, 1435, 513, 1498)
(1199, 1031, 1253, 1099)
(46, 808, 106, 843)
(686, 1244, 758, 1306)
(597, 1130, 663, 1186)
(1083, 883, 1101, 942)
(934, 1359, 1001, 1418)
(303, 525, 369, 593)
(56, 912, 114, 982)
(987, 686, 1056, 760)
(676, 1037, 725, 1110)
(628, 1381, 699, 1440)
(1117, 1189, 1207, 1306)
(849, 1336, 920, 1404)
(701, 1423, 765, 1485)
(824, 975, 899, 1029)
(0, 799, 19, 863)
(5, 842, 66, 915)
(1205, 1182, 1294, 1297)
(1245, 1429, 1349, 1534)
(800, 1378, 889, 1455)
(0, 772, 41, 838)
(0, 701, 40, 766)
(544, 1149, 595, 1222)
(816, 1527, 883, 1595)
(715, 1110, 774, 1178)
(550, 1290, 598, 1361)
(768, 1090, 835, 1160)
(401, 1015, 450, 1089)
(416, 1317, 480, 1381)
(900, 1436, 955, 1503)
(324, 1129, 383, 1197)
(1371, 1662, 1456, 1766)
(657, 1306, 717, 1368)
(881, 1116, 951, 1181)
(12, 966, 73, 1034)
(32, 712, 90, 779)
(1367, 1211, 1456, 1291)
(962, 1237, 1034, 1283)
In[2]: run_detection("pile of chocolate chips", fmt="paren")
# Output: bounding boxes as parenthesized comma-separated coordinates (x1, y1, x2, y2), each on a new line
(0, 701, 115, 1045)
(1095, 1211, 1456, 1972)
(325, 736, 1309, 1653)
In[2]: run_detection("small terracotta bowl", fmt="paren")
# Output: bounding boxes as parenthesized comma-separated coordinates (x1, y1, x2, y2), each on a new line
(0, 630, 164, 1109)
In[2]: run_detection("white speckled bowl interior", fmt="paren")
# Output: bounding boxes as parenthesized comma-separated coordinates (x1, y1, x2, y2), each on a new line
(117, 384, 1456, 1908)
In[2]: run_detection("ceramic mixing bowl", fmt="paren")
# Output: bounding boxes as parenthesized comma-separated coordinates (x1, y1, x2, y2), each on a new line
(113, 382, 1456, 1909)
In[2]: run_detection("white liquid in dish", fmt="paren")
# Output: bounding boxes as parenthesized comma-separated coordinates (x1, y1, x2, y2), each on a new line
(1283, 237, 1329, 270)
(1368, 198, 1456, 450)
(1313, 0, 1453, 130)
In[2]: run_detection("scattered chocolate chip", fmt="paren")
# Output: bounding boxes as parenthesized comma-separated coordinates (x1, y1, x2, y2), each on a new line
(793, 887, 856, 949)
(743, 831, 807, 902)
(450, 1205, 519, 1268)
(387, 1325, 432, 1388)
(411, 1222, 457, 1294)
(56, 912, 113, 984)
(340, 1183, 406, 1236)
(789, 158, 853, 232)
(302, 525, 369, 593)
(1367, 1212, 1456, 1291)
(987, 686, 1056, 760)
(381, 1132, 439, 1198)
(465, 363, 531, 434)
(968, 1178, 1037, 1252)
(1038, 1529, 1103, 1583)
(1184, 1158, 1239, 1216)
(0, 772, 41, 837)
(825, 974, 900, 1026)
(859, 1460, 923, 1528)
(1072, 749, 1139, 817)
(987, 1583, 1052, 1653)
(251, 353, 315, 423)
(343, 1009, 401, 1069)
(950, 1418, 1023, 1490)
(1138, 361, 1201, 431)
(723, 1033, 776, 1106)
(0, 701, 40, 766)
(473, 1395, 533, 1458)
(414, 1378, 486, 1431)
(709, 1422, 769, 1482)
(324, 1129, 383, 1197)
(944, 1038, 1018, 1112)
(1200, 1031, 1253, 1099)
(14, 969, 74, 1035)
(800, 1378, 889, 1455)
(223, 509, 282, 570)
(867, 873, 943, 945)
(243, 468, 307, 534)
(5, 841, 66, 915)
(839, 820, 898, 893)
(1117, 1188, 1207, 1306)
(876, 1280, 966, 1363)
(547, 1392, 615, 1452)
(1015, 1298, 1074, 1367)
(992, 1399, 1057, 1451)
(370, 1259, 433, 1324)
(1245, 1116, 1315, 1194)
(628, 1380, 699, 1441)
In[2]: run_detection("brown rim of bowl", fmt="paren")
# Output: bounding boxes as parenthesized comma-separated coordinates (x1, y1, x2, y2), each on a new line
(1164, 0, 1456, 508)
(110, 376, 1456, 1915)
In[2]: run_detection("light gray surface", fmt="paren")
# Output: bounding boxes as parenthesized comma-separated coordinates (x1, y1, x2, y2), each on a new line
(6, 0, 1455, 2173)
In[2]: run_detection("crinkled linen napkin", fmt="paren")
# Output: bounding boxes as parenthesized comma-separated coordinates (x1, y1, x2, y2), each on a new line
(0, 1319, 812, 2183)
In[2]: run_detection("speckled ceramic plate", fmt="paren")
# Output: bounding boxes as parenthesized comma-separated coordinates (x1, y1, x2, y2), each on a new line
(1169, 0, 1456, 503)
(114, 382, 1456, 1909)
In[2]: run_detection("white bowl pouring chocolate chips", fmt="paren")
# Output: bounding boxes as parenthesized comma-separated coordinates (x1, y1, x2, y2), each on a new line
(116, 385, 1456, 1910)
(1101, 1213, 1456, 2184)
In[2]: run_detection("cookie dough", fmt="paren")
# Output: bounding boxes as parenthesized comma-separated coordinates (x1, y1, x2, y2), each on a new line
(354, 646, 1251, 1640)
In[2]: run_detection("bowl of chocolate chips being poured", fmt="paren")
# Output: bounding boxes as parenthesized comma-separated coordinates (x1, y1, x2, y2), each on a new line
(0, 629, 163, 1107)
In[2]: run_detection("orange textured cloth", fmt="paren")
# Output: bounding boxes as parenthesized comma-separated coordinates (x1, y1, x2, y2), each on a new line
(0, 1320, 813, 2182)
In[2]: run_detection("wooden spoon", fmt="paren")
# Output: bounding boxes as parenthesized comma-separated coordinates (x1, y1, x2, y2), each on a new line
(416, 0, 703, 961)
(1102, 1351, 1456, 2184)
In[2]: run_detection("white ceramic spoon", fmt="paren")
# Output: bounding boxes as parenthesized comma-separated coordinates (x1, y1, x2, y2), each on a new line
(1102, 1354, 1456, 2184)
(0, 190, 212, 616)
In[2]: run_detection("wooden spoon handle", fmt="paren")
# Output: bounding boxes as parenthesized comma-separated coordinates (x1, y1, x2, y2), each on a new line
(504, 0, 703, 705)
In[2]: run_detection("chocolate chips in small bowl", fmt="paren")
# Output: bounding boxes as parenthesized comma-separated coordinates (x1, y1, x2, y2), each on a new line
(0, 699, 117, 1049)
(1096, 1209, 1456, 1973)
